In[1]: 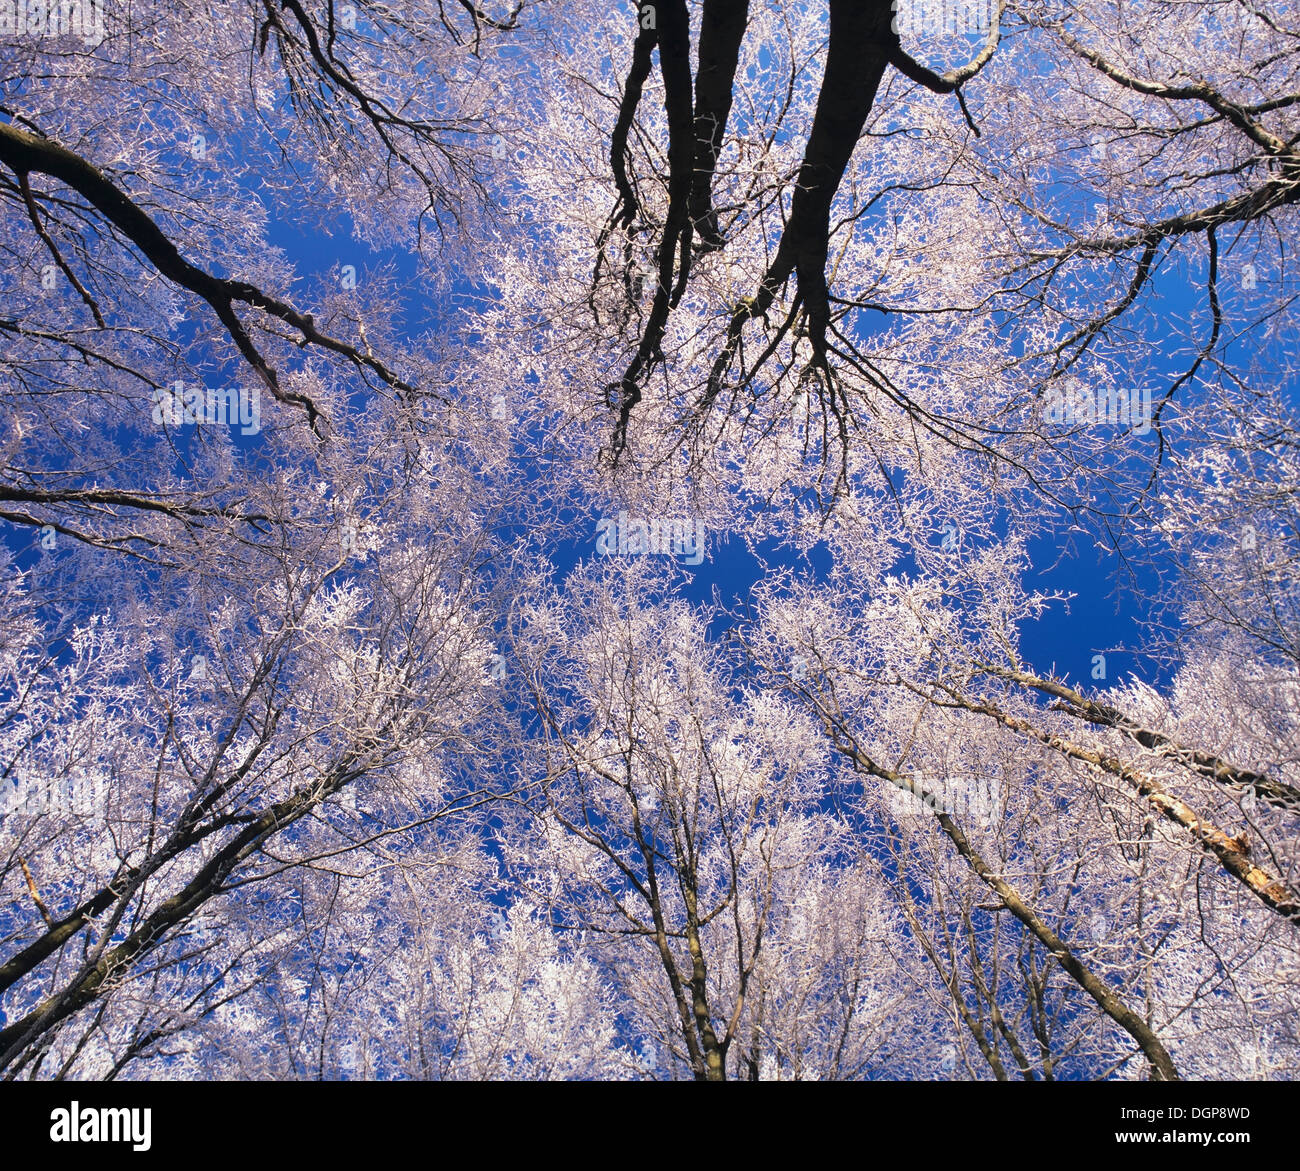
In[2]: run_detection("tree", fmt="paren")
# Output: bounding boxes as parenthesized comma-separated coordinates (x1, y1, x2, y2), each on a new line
(0, 0, 536, 1075)
(507, 561, 945, 1080)
(742, 533, 1299, 1079)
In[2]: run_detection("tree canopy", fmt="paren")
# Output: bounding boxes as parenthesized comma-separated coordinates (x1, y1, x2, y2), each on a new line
(0, 0, 1297, 1081)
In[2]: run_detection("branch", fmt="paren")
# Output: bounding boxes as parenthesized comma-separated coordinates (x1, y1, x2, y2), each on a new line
(689, 0, 750, 251)
(815, 702, 1181, 1081)
(607, 0, 696, 461)
(0, 745, 377, 1071)
(0, 124, 444, 433)
(976, 663, 1300, 815)
(888, 0, 1004, 135)
(18, 859, 53, 928)
(17, 171, 104, 328)
(1057, 27, 1290, 158)
(946, 677, 1300, 926)
(608, 4, 661, 233)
